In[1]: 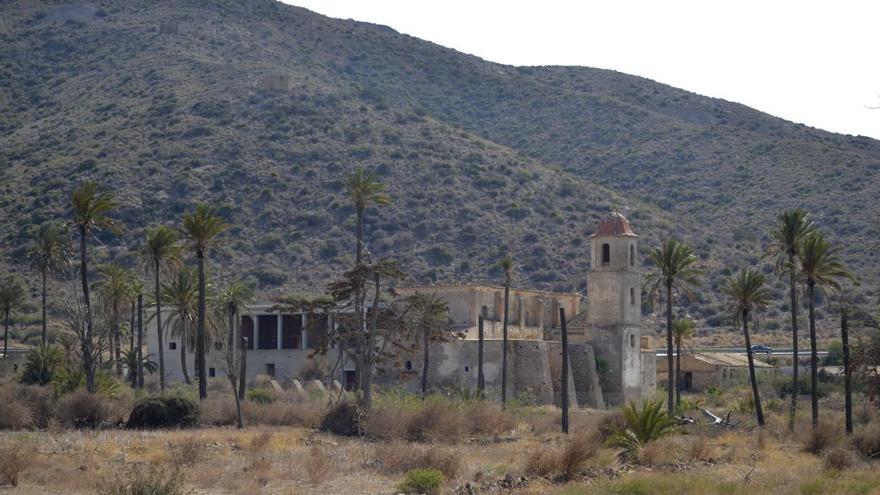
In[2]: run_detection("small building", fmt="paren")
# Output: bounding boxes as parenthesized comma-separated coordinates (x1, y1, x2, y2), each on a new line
(656, 352, 776, 391)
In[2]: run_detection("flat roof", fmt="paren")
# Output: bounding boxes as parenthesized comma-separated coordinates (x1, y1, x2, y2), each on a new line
(396, 283, 581, 298)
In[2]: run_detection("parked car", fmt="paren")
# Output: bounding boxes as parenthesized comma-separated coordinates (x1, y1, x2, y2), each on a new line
(750, 344, 773, 355)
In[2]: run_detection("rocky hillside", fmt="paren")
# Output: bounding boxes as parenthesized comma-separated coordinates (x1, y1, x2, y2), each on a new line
(0, 0, 877, 342)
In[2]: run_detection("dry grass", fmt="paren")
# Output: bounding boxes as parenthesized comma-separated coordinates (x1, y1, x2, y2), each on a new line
(168, 435, 206, 467)
(0, 441, 29, 487)
(304, 445, 333, 485)
(525, 433, 599, 478)
(372, 441, 462, 479)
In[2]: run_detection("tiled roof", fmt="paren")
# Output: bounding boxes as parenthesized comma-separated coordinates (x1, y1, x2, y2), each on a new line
(591, 212, 637, 237)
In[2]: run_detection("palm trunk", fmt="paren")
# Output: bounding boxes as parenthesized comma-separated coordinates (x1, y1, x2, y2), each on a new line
(3, 310, 8, 358)
(41, 269, 48, 345)
(675, 340, 682, 407)
(808, 280, 819, 428)
(560, 307, 569, 434)
(129, 300, 135, 353)
(239, 336, 247, 401)
(841, 306, 852, 435)
(196, 251, 207, 400)
(79, 226, 95, 394)
(501, 278, 510, 407)
(743, 310, 765, 426)
(477, 314, 485, 394)
(180, 323, 191, 385)
(665, 279, 674, 416)
(155, 262, 166, 391)
(363, 273, 380, 407)
(114, 304, 122, 378)
(787, 261, 799, 431)
(137, 293, 144, 389)
(354, 206, 365, 404)
(421, 326, 429, 398)
(228, 308, 243, 428)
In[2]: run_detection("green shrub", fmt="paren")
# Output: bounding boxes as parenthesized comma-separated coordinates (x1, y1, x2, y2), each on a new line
(245, 388, 275, 404)
(320, 400, 361, 436)
(605, 398, 676, 463)
(127, 396, 199, 429)
(19, 345, 65, 386)
(395, 468, 444, 494)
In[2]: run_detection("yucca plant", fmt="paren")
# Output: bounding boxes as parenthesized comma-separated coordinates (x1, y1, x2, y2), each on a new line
(606, 398, 677, 462)
(19, 345, 66, 385)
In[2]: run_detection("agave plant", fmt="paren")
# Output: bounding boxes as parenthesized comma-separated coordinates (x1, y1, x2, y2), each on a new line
(606, 398, 677, 462)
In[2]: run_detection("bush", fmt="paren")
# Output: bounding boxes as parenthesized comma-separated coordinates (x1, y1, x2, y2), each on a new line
(466, 402, 515, 436)
(320, 400, 361, 436)
(802, 423, 837, 455)
(405, 400, 466, 442)
(852, 422, 880, 458)
(823, 446, 856, 470)
(0, 387, 32, 430)
(0, 442, 29, 487)
(127, 396, 199, 429)
(525, 433, 599, 478)
(304, 446, 332, 485)
(396, 468, 444, 494)
(55, 389, 108, 428)
(372, 441, 461, 479)
(605, 398, 676, 463)
(245, 387, 275, 404)
(102, 467, 186, 495)
(19, 345, 65, 386)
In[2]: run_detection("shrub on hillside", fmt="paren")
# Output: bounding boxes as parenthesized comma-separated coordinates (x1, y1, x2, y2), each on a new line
(127, 396, 199, 429)
(395, 468, 444, 495)
(319, 400, 361, 436)
(405, 400, 466, 443)
(55, 389, 108, 428)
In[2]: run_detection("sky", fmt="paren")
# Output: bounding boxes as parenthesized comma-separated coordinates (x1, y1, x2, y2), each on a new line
(282, 0, 880, 140)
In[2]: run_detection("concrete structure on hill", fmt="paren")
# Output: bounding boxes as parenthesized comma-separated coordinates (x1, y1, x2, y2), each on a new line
(145, 212, 656, 408)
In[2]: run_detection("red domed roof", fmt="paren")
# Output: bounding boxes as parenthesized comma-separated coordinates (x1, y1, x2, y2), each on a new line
(591, 212, 637, 237)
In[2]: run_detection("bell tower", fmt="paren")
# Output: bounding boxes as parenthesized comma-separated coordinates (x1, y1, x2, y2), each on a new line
(587, 212, 642, 406)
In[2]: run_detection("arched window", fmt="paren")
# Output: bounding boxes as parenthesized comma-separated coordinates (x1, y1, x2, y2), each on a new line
(630, 334, 635, 348)
(629, 244, 635, 266)
(630, 287, 636, 305)
(602, 243, 610, 264)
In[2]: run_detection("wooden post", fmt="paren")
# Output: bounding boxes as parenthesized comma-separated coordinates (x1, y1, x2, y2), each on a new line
(842, 306, 852, 435)
(477, 314, 485, 394)
(560, 307, 569, 434)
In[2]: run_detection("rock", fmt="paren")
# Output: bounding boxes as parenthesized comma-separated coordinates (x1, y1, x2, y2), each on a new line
(269, 379, 283, 392)
(306, 379, 326, 394)
(289, 379, 304, 393)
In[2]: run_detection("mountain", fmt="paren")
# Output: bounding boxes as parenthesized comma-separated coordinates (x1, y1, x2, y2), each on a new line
(1, 0, 876, 344)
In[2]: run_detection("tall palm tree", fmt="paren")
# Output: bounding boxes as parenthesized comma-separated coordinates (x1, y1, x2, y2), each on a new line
(143, 226, 180, 390)
(181, 204, 228, 400)
(95, 264, 133, 378)
(71, 182, 119, 393)
(724, 269, 772, 427)
(345, 168, 390, 405)
(27, 225, 72, 345)
(645, 239, 702, 416)
(161, 267, 199, 385)
(764, 208, 814, 430)
(1, 277, 26, 358)
(799, 231, 851, 428)
(672, 318, 695, 407)
(499, 254, 513, 407)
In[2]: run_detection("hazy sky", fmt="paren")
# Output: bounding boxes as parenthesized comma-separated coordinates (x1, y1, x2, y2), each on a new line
(283, 0, 879, 139)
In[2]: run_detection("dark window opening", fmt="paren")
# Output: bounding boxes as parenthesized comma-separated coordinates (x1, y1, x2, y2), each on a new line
(630, 288, 636, 305)
(208, 367, 215, 378)
(258, 314, 278, 350)
(265, 363, 275, 377)
(464, 366, 469, 373)
(405, 360, 413, 371)
(602, 243, 611, 264)
(344, 370, 357, 390)
(169, 342, 177, 350)
(241, 315, 255, 350)
(307, 314, 328, 350)
(213, 342, 222, 351)
(481, 305, 488, 318)
(630, 334, 635, 348)
(282, 314, 302, 349)
(629, 244, 635, 266)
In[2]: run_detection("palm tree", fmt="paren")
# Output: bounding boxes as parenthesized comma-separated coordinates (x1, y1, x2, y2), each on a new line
(27, 225, 71, 345)
(71, 182, 119, 392)
(345, 168, 390, 405)
(499, 254, 513, 407)
(215, 282, 254, 428)
(645, 239, 702, 416)
(95, 264, 133, 378)
(181, 204, 228, 400)
(724, 269, 772, 427)
(1, 277, 26, 358)
(764, 208, 814, 430)
(404, 292, 452, 397)
(799, 231, 852, 428)
(161, 267, 199, 385)
(672, 318, 695, 407)
(143, 226, 180, 390)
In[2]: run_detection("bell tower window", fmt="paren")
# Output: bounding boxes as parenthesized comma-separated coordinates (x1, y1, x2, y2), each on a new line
(630, 287, 635, 305)
(629, 244, 635, 266)
(602, 243, 610, 265)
